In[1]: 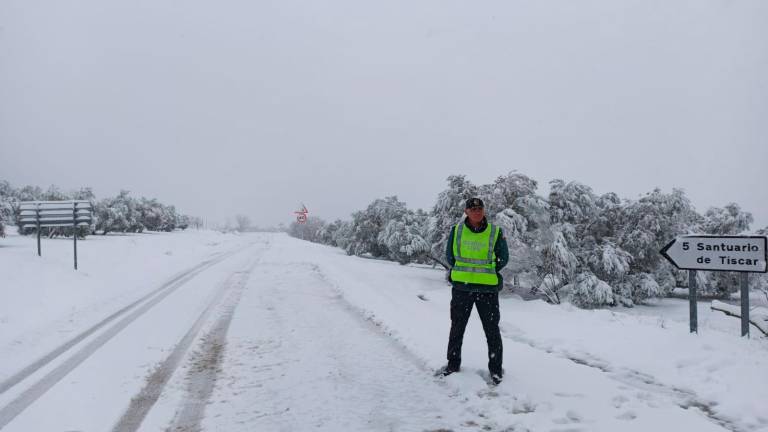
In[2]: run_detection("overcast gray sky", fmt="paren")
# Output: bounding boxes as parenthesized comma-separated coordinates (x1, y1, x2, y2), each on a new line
(1, 0, 766, 229)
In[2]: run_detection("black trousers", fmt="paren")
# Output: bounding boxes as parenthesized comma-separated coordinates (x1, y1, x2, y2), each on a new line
(446, 288, 503, 376)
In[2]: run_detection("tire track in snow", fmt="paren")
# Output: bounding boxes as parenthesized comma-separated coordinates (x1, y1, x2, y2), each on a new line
(110, 258, 259, 432)
(0, 243, 257, 430)
(499, 324, 745, 432)
(204, 262, 476, 432)
(165, 270, 250, 432)
(0, 246, 250, 396)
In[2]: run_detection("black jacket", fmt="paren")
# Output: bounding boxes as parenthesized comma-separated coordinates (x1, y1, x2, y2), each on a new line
(445, 217, 509, 293)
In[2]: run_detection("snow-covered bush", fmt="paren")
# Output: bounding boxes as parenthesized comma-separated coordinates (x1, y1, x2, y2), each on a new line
(617, 188, 699, 273)
(0, 180, 190, 237)
(587, 241, 632, 283)
(540, 229, 579, 285)
(494, 208, 527, 240)
(288, 217, 327, 243)
(138, 198, 178, 232)
(345, 196, 409, 258)
(548, 179, 599, 225)
(616, 273, 662, 306)
(333, 221, 355, 253)
(315, 219, 343, 246)
(700, 203, 753, 235)
(483, 172, 539, 217)
(560, 272, 614, 308)
(272, 173, 761, 309)
(0, 181, 12, 238)
(176, 214, 190, 230)
(537, 274, 561, 304)
(93, 191, 185, 234)
(94, 191, 143, 234)
(377, 210, 430, 265)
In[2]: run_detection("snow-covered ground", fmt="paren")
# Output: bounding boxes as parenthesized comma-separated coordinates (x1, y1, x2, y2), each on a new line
(1, 231, 766, 431)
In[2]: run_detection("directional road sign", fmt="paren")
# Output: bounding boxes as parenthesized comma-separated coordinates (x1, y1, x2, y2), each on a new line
(660, 235, 767, 273)
(19, 200, 92, 270)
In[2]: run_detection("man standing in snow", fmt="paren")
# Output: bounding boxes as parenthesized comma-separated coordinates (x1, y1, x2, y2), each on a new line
(440, 198, 509, 385)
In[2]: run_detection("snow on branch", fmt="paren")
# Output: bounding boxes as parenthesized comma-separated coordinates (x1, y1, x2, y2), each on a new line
(710, 300, 768, 336)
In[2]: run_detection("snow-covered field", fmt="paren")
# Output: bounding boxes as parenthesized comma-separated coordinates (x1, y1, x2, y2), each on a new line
(1, 231, 766, 431)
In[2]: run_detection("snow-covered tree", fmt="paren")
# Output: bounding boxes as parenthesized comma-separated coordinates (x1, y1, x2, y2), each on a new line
(513, 194, 551, 231)
(141, 199, 178, 231)
(483, 172, 539, 217)
(176, 214, 190, 230)
(346, 196, 408, 258)
(587, 192, 624, 242)
(428, 175, 478, 266)
(618, 188, 699, 275)
(587, 241, 632, 283)
(538, 226, 580, 301)
(0, 180, 15, 238)
(288, 217, 327, 243)
(548, 179, 599, 225)
(479, 173, 547, 288)
(700, 203, 753, 235)
(494, 208, 527, 240)
(41, 185, 68, 201)
(377, 209, 430, 264)
(616, 273, 662, 306)
(316, 219, 343, 246)
(15, 185, 42, 202)
(94, 190, 144, 234)
(234, 214, 252, 232)
(559, 272, 615, 308)
(332, 220, 355, 252)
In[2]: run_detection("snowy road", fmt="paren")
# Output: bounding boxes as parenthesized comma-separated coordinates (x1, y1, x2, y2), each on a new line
(200, 261, 475, 432)
(0, 237, 267, 431)
(198, 236, 735, 432)
(1, 232, 765, 431)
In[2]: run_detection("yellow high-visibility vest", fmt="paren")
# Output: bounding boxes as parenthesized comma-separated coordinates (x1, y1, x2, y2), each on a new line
(451, 222, 500, 286)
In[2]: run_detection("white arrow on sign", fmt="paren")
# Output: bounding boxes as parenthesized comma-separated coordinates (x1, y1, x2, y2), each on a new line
(660, 235, 767, 273)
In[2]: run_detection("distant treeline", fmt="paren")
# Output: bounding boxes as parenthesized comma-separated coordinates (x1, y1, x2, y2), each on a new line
(0, 180, 202, 238)
(288, 173, 768, 308)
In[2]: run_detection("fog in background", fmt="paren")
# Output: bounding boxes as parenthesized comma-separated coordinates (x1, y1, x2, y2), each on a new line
(1, 0, 766, 228)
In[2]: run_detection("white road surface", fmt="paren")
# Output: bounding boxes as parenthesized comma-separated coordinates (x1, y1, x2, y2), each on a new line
(1, 232, 765, 431)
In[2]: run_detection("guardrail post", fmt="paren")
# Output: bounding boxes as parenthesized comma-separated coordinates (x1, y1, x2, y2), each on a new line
(36, 204, 41, 257)
(73, 202, 78, 270)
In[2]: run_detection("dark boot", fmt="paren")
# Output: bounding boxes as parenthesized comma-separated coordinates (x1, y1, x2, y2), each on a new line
(435, 364, 460, 377)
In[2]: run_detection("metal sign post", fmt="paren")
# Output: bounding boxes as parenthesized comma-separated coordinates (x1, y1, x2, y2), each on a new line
(19, 201, 92, 270)
(689, 270, 698, 333)
(36, 208, 41, 257)
(741, 273, 749, 337)
(661, 235, 767, 337)
(73, 204, 78, 270)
